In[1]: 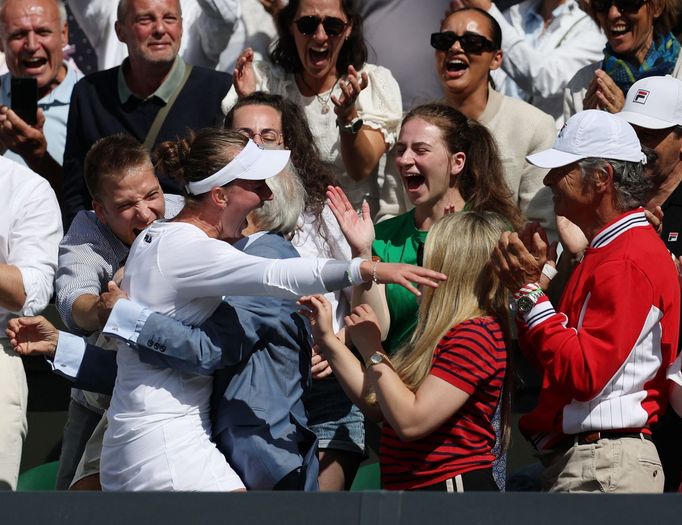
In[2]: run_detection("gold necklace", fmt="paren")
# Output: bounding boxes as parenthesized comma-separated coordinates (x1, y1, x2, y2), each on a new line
(298, 75, 339, 114)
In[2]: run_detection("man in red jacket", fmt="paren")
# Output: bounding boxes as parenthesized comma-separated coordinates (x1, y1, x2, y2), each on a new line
(494, 109, 680, 492)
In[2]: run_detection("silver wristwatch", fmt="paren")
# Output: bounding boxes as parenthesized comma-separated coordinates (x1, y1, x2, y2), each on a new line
(514, 289, 544, 313)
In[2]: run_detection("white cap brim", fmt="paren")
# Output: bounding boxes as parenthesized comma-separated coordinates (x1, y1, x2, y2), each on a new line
(617, 110, 679, 130)
(526, 148, 585, 169)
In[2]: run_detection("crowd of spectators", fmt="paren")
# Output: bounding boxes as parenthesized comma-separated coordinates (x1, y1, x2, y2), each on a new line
(1, 0, 681, 494)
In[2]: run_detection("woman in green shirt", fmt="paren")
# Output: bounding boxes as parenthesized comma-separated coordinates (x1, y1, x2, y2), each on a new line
(346, 103, 524, 353)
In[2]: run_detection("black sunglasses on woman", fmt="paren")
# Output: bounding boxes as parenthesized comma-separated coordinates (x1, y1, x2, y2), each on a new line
(430, 31, 497, 54)
(294, 15, 349, 37)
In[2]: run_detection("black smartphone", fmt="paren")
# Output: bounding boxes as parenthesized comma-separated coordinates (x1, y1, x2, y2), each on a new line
(11, 77, 38, 125)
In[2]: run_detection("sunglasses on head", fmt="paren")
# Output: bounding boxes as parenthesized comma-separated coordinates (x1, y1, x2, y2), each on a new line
(294, 16, 349, 37)
(430, 31, 497, 54)
(591, 0, 648, 14)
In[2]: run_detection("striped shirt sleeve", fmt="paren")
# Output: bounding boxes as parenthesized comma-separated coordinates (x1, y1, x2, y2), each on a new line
(430, 318, 505, 396)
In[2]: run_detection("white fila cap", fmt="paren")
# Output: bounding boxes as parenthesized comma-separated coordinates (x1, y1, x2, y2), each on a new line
(619, 75, 682, 130)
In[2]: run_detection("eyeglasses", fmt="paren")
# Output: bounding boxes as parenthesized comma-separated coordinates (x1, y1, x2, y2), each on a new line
(430, 31, 497, 54)
(294, 16, 349, 37)
(591, 0, 648, 14)
(236, 128, 283, 145)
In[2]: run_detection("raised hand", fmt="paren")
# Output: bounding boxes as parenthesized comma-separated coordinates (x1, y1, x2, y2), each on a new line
(644, 205, 664, 234)
(6, 316, 59, 358)
(594, 70, 625, 113)
(584, 70, 624, 113)
(331, 65, 368, 122)
(257, 0, 284, 17)
(0, 106, 48, 166)
(492, 231, 544, 292)
(326, 185, 374, 258)
(556, 215, 588, 257)
(233, 48, 257, 98)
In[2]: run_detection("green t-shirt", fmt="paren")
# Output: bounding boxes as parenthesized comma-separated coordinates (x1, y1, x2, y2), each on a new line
(372, 209, 428, 355)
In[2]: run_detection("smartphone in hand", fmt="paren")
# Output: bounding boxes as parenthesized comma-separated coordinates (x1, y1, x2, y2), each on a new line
(11, 77, 38, 125)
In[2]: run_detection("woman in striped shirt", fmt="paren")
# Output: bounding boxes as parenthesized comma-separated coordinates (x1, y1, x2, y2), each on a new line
(300, 211, 510, 491)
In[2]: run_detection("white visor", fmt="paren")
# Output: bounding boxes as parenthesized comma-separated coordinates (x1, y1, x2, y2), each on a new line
(185, 139, 291, 195)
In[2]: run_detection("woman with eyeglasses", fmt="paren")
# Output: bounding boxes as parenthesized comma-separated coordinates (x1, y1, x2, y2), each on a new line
(435, 7, 557, 240)
(222, 0, 403, 220)
(299, 211, 511, 492)
(564, 0, 681, 116)
(224, 92, 367, 491)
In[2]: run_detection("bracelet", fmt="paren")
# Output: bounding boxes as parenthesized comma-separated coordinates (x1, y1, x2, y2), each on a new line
(371, 256, 380, 284)
(541, 263, 558, 281)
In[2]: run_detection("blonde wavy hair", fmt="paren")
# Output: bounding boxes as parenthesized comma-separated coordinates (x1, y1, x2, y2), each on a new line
(391, 211, 509, 392)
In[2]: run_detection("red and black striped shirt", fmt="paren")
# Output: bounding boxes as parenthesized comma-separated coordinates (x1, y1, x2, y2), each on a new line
(380, 316, 507, 490)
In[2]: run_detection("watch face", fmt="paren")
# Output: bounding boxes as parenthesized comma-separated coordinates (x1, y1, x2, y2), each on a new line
(370, 353, 384, 365)
(517, 295, 535, 313)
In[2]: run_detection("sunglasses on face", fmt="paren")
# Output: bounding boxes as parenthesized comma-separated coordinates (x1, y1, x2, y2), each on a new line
(430, 31, 497, 54)
(591, 0, 648, 14)
(236, 128, 283, 145)
(294, 15, 349, 37)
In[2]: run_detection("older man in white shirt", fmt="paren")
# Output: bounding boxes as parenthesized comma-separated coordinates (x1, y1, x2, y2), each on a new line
(0, 156, 62, 490)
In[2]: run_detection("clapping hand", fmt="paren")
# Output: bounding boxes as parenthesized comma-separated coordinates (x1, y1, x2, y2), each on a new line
(326, 185, 374, 258)
(492, 231, 544, 292)
(233, 48, 257, 98)
(331, 65, 368, 122)
(584, 70, 625, 113)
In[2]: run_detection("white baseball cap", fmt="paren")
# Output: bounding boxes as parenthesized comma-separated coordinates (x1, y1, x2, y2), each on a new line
(618, 75, 682, 130)
(526, 110, 645, 169)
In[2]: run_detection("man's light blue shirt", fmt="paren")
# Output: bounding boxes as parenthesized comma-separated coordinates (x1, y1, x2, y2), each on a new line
(0, 61, 82, 166)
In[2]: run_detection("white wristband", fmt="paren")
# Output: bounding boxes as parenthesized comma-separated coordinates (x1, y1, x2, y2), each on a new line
(541, 263, 558, 281)
(347, 257, 365, 286)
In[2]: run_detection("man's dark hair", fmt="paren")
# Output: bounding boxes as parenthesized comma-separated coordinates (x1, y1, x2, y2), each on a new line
(84, 134, 152, 201)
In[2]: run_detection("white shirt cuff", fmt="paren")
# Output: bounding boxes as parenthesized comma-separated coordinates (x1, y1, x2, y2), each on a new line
(102, 299, 152, 344)
(51, 331, 87, 379)
(667, 353, 682, 387)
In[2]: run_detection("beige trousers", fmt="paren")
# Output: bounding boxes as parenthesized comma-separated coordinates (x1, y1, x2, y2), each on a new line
(0, 338, 28, 490)
(541, 435, 664, 493)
